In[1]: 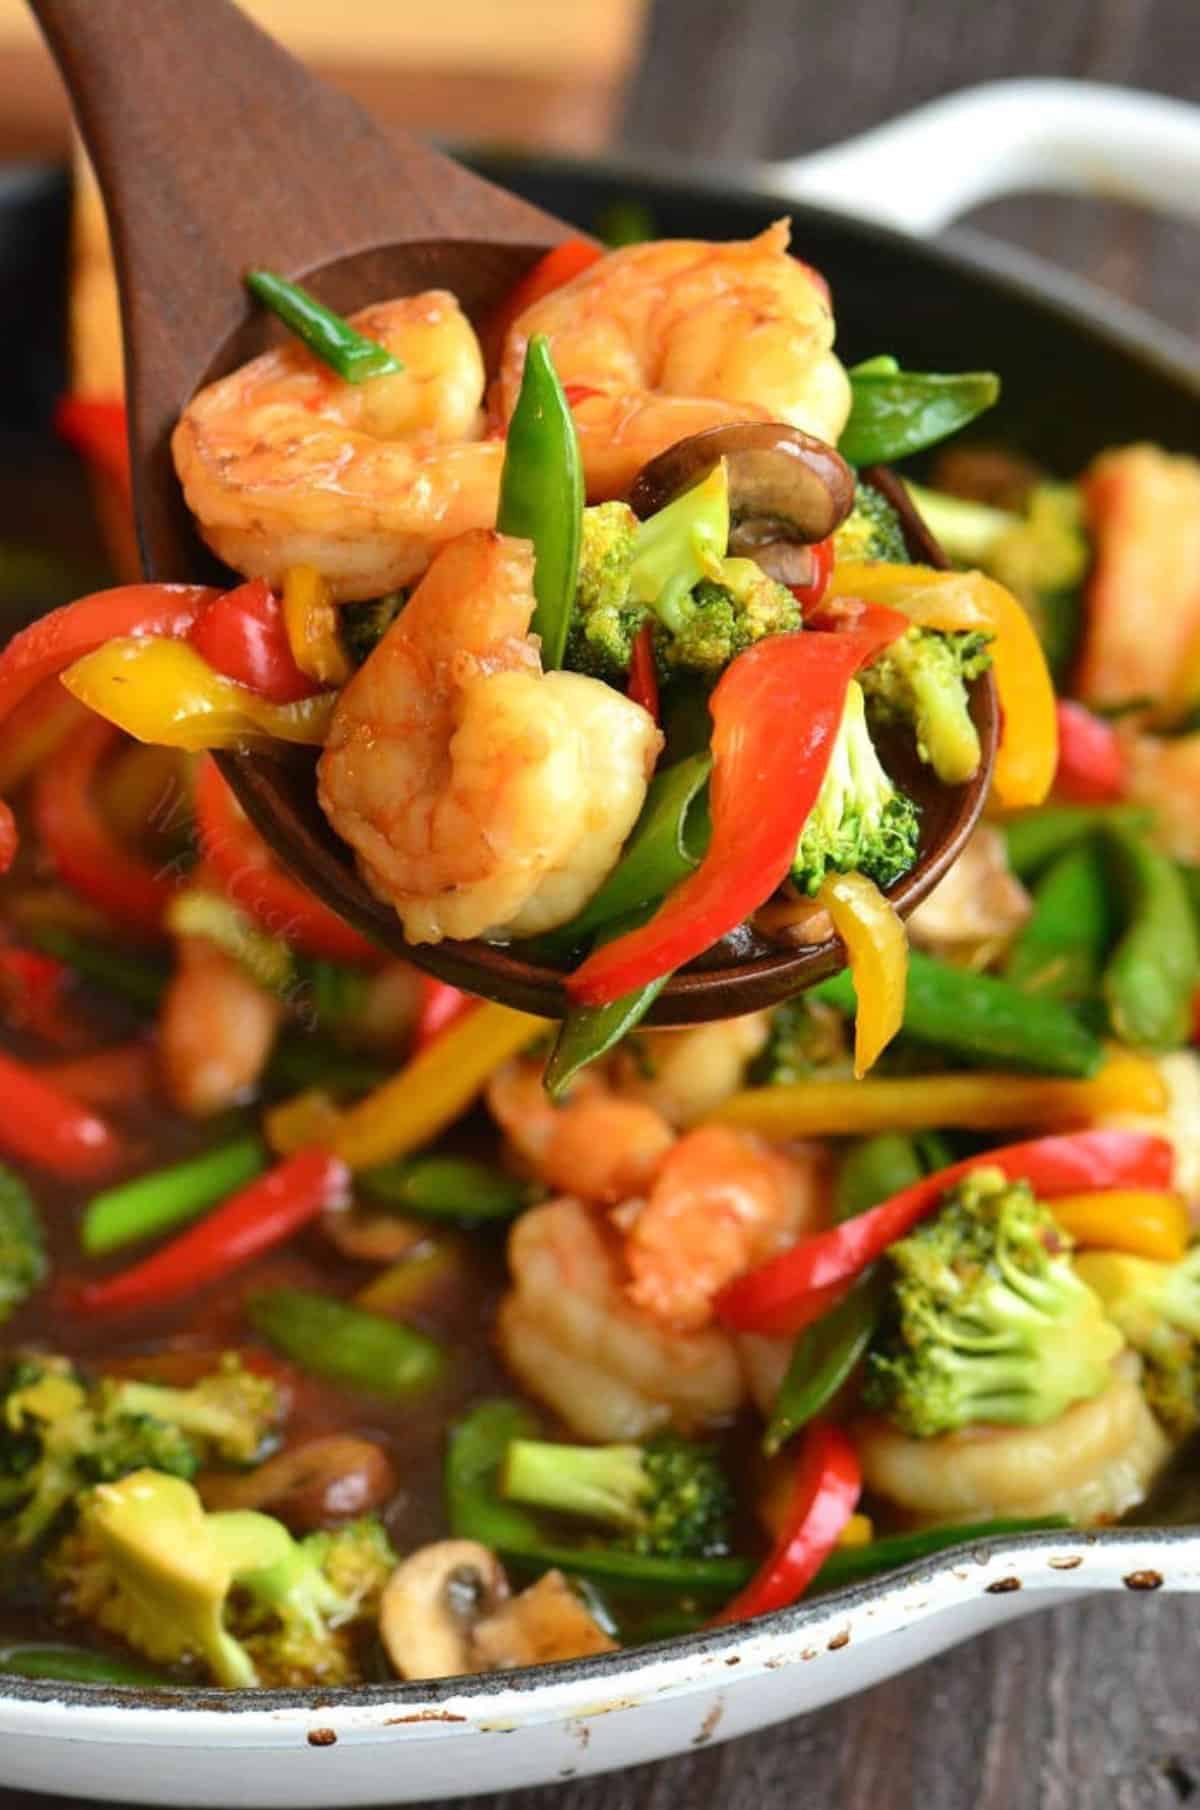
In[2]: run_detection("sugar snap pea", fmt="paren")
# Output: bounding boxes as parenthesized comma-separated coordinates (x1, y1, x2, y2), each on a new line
(1102, 827, 1200, 1049)
(1004, 841, 1112, 1003)
(497, 334, 583, 670)
(1002, 805, 1153, 882)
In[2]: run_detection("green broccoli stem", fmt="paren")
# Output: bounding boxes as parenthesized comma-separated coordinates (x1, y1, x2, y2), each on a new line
(502, 1440, 648, 1531)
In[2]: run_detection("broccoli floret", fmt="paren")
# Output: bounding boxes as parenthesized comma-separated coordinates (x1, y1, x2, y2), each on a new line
(50, 1471, 395, 1688)
(748, 997, 851, 1087)
(0, 1166, 46, 1325)
(833, 481, 909, 565)
(98, 1355, 280, 1466)
(339, 591, 405, 667)
(1075, 1247, 1200, 1437)
(0, 1354, 279, 1552)
(905, 481, 1090, 678)
(791, 680, 920, 896)
(564, 465, 802, 684)
(500, 1432, 733, 1560)
(863, 1168, 1124, 1438)
(859, 626, 991, 786)
(565, 500, 644, 680)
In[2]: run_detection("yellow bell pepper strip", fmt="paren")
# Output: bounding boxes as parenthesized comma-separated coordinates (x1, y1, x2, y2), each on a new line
(829, 561, 1058, 808)
(707, 1046, 1166, 1140)
(1051, 1190, 1189, 1263)
(281, 565, 352, 687)
(839, 1513, 874, 1548)
(816, 871, 906, 1077)
(264, 1088, 343, 1158)
(293, 1001, 546, 1172)
(60, 638, 336, 750)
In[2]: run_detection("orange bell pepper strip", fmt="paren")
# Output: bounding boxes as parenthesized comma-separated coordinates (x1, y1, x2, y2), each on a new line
(828, 562, 1058, 809)
(817, 871, 907, 1077)
(1051, 1190, 1189, 1263)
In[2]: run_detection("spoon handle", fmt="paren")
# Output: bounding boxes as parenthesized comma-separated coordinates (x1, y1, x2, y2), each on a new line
(28, 0, 564, 573)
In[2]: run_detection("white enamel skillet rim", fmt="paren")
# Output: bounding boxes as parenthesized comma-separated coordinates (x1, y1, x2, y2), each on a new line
(2, 76, 1200, 1807)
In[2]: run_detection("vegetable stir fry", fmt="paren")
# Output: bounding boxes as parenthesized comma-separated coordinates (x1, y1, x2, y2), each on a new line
(1, 210, 1199, 1693)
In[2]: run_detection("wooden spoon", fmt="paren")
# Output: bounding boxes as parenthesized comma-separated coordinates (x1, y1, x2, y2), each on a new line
(30, 0, 997, 1025)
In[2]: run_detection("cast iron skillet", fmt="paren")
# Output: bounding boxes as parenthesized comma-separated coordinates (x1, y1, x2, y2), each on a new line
(0, 150, 1199, 1773)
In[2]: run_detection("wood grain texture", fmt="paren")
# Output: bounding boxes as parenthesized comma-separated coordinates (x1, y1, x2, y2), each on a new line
(2, 1, 1199, 1806)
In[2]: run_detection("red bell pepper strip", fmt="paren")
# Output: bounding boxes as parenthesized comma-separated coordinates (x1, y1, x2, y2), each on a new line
(0, 1048, 122, 1178)
(568, 609, 908, 1006)
(194, 756, 381, 967)
(713, 1422, 861, 1624)
(1054, 700, 1127, 804)
(32, 717, 176, 935)
(0, 947, 70, 1041)
(717, 1129, 1175, 1337)
(0, 585, 219, 728)
(563, 384, 606, 410)
(790, 536, 834, 614)
(0, 800, 14, 876)
(414, 977, 477, 1051)
(55, 396, 130, 494)
(188, 579, 318, 705)
(486, 238, 604, 359)
(65, 1146, 350, 1317)
(627, 621, 660, 720)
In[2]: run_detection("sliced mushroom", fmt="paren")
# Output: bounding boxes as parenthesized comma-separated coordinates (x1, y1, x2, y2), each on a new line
(471, 1569, 618, 1671)
(628, 424, 855, 569)
(379, 1540, 510, 1681)
(322, 1207, 432, 1264)
(197, 1434, 397, 1531)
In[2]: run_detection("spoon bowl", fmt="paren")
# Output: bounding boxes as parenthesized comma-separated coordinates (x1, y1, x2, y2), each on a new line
(31, 0, 998, 1023)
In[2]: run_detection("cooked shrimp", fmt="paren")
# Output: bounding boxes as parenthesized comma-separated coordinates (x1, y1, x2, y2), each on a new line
(854, 1354, 1169, 1525)
(486, 1059, 674, 1204)
(173, 292, 503, 602)
(318, 531, 661, 944)
(498, 1198, 744, 1441)
(159, 938, 283, 1117)
(617, 1126, 828, 1332)
(610, 1012, 770, 1127)
(738, 1332, 795, 1420)
(499, 222, 852, 500)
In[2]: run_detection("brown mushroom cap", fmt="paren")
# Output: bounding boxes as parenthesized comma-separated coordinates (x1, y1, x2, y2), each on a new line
(628, 424, 856, 552)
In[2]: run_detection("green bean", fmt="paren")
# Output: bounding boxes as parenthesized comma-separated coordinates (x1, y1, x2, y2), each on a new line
(26, 927, 167, 1010)
(1102, 827, 1200, 1049)
(764, 1273, 884, 1456)
(1004, 841, 1113, 1003)
(839, 357, 1000, 465)
(248, 1288, 445, 1398)
(0, 1643, 169, 1686)
(360, 1155, 537, 1223)
(245, 270, 404, 382)
(83, 1135, 267, 1256)
(497, 334, 583, 670)
(813, 951, 1103, 1077)
(447, 1400, 751, 1598)
(1002, 805, 1153, 881)
(813, 1517, 1070, 1593)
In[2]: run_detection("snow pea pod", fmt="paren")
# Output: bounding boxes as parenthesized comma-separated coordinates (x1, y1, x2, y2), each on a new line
(813, 950, 1102, 1077)
(813, 1516, 1070, 1592)
(360, 1154, 537, 1223)
(83, 1134, 267, 1255)
(0, 1643, 170, 1686)
(245, 270, 403, 382)
(1004, 840, 1113, 1003)
(833, 1132, 925, 1225)
(839, 356, 1000, 466)
(764, 1272, 884, 1455)
(1001, 804, 1153, 882)
(497, 334, 583, 670)
(1102, 827, 1200, 1050)
(249, 1288, 445, 1397)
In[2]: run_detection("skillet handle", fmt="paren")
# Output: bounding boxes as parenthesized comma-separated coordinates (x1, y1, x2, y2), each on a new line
(766, 79, 1200, 235)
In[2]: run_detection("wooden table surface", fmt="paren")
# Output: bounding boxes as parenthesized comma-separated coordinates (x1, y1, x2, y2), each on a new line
(4, 2, 1199, 1807)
